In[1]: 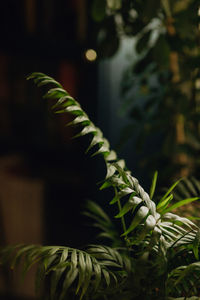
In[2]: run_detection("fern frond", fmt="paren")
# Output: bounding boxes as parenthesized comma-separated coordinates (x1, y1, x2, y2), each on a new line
(27, 72, 159, 239)
(83, 200, 122, 247)
(0, 244, 130, 300)
(0, 72, 199, 300)
(166, 262, 200, 298)
(173, 177, 200, 201)
(27, 72, 198, 249)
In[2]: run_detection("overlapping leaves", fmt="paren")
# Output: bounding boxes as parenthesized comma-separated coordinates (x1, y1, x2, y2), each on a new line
(26, 73, 198, 247)
(166, 261, 200, 298)
(0, 72, 200, 299)
(0, 244, 130, 300)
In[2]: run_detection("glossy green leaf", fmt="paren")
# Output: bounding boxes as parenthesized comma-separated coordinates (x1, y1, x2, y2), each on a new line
(115, 196, 142, 218)
(52, 96, 76, 109)
(150, 171, 158, 199)
(60, 248, 68, 262)
(63, 105, 84, 116)
(43, 88, 67, 99)
(159, 179, 182, 203)
(93, 262, 102, 292)
(43, 254, 57, 271)
(106, 164, 117, 179)
(100, 180, 112, 190)
(162, 212, 197, 229)
(106, 150, 117, 161)
(157, 194, 173, 211)
(60, 267, 79, 300)
(162, 197, 199, 214)
(121, 206, 149, 236)
(76, 252, 86, 295)
(80, 254, 93, 299)
(102, 268, 110, 286)
(50, 268, 66, 300)
(68, 115, 90, 126)
(71, 249, 78, 268)
(110, 188, 135, 204)
(27, 73, 61, 88)
(86, 134, 104, 153)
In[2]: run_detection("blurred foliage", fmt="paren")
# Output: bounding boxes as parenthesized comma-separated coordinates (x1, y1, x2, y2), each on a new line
(91, 0, 200, 185)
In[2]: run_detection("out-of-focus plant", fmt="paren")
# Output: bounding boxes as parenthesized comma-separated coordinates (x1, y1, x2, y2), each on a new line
(91, 0, 200, 184)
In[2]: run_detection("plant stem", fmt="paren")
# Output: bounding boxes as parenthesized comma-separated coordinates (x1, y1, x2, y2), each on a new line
(161, 0, 172, 17)
(114, 187, 127, 235)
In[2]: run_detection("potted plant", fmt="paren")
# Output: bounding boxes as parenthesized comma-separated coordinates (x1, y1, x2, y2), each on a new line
(1, 72, 200, 300)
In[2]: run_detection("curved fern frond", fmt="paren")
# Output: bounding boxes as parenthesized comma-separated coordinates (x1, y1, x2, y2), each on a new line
(0, 72, 199, 299)
(27, 73, 158, 238)
(27, 72, 198, 249)
(166, 262, 200, 298)
(0, 244, 130, 300)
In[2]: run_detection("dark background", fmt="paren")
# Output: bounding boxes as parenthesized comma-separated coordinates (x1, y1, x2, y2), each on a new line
(0, 1, 104, 299)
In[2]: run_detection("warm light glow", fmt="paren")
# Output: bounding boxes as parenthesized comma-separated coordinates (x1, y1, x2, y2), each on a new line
(85, 49, 97, 62)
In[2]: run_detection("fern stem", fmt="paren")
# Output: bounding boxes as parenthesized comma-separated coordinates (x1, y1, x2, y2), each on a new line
(117, 200, 127, 235)
(114, 187, 127, 235)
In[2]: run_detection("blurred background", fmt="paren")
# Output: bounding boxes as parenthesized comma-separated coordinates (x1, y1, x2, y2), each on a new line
(0, 0, 199, 299)
(0, 1, 100, 299)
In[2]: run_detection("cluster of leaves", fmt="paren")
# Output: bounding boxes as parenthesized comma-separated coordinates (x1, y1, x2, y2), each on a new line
(1, 73, 200, 300)
(91, 0, 200, 183)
